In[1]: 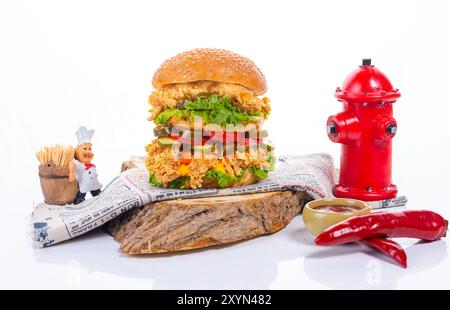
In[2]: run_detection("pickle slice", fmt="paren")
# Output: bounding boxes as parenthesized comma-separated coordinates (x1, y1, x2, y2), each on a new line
(193, 144, 214, 152)
(158, 136, 176, 147)
(153, 126, 169, 137)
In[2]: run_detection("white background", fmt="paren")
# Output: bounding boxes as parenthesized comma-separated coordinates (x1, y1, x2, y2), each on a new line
(1, 0, 450, 289)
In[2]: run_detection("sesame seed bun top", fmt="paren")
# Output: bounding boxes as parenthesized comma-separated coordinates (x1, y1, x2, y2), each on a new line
(152, 48, 267, 95)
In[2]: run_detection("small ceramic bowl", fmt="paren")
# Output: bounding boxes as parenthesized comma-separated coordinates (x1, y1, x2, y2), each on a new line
(302, 198, 371, 236)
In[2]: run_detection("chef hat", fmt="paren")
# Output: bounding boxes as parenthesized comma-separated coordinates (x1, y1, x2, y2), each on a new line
(75, 126, 95, 146)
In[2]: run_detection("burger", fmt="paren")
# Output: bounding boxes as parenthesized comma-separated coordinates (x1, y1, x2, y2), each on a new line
(145, 48, 274, 189)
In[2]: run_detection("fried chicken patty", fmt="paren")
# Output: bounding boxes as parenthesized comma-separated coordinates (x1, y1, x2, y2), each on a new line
(148, 81, 270, 121)
(145, 140, 271, 189)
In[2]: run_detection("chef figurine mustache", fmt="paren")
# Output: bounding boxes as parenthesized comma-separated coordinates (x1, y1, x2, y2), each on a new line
(69, 126, 102, 205)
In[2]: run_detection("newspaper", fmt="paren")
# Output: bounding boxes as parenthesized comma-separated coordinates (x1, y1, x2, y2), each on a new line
(31, 154, 407, 248)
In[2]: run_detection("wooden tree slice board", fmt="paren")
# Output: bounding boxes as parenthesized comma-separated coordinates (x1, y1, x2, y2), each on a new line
(107, 160, 310, 254)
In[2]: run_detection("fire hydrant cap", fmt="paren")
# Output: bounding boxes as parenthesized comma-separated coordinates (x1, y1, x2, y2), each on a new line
(335, 59, 401, 103)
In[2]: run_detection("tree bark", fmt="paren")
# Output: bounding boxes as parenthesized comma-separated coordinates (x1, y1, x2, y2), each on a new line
(107, 160, 309, 254)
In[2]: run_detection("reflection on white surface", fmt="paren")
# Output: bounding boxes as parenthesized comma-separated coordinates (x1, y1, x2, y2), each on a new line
(2, 172, 450, 289)
(303, 240, 448, 289)
(32, 229, 292, 289)
(14, 216, 445, 289)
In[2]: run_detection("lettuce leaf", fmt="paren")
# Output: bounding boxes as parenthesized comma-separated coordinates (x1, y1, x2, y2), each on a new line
(168, 176, 189, 189)
(154, 109, 189, 125)
(149, 173, 189, 189)
(205, 162, 273, 187)
(154, 94, 265, 126)
(251, 166, 269, 179)
(267, 153, 276, 171)
(251, 155, 275, 180)
(205, 170, 238, 188)
(148, 173, 163, 187)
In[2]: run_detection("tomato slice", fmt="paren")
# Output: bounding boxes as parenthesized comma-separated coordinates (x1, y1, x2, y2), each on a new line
(209, 131, 245, 144)
(171, 134, 210, 146)
(171, 131, 262, 146)
(237, 138, 262, 147)
(169, 134, 181, 140)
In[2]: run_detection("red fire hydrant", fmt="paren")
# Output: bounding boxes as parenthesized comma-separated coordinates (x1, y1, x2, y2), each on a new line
(326, 59, 401, 201)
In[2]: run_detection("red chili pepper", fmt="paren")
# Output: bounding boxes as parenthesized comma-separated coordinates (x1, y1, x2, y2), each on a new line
(361, 237, 407, 268)
(315, 210, 448, 246)
(179, 158, 191, 165)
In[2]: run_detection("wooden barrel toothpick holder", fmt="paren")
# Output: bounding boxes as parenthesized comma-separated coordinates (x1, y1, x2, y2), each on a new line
(39, 163, 79, 205)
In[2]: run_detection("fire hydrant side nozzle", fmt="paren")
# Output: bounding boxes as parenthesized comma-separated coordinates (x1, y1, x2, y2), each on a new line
(373, 114, 398, 141)
(327, 59, 401, 201)
(326, 112, 361, 144)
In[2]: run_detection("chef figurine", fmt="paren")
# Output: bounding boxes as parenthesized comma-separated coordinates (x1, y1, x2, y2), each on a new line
(69, 126, 102, 205)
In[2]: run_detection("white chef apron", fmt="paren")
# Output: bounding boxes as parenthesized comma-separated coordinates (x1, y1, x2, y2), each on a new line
(74, 160, 102, 193)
